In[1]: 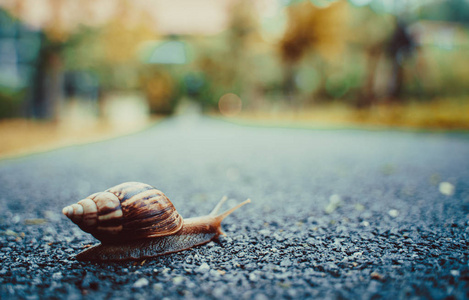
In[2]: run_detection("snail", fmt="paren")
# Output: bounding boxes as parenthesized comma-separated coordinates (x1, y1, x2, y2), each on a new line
(62, 182, 250, 261)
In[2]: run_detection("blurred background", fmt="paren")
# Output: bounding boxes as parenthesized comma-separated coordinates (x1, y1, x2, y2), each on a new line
(0, 0, 468, 156)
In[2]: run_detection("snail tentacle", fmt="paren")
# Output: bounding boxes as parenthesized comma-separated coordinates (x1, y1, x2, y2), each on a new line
(209, 196, 228, 216)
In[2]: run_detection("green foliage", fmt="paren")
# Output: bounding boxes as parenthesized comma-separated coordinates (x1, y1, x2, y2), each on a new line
(2, 1, 469, 118)
(418, 0, 469, 24)
(0, 90, 23, 118)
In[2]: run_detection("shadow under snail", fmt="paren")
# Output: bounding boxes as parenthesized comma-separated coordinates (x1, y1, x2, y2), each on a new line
(62, 182, 251, 261)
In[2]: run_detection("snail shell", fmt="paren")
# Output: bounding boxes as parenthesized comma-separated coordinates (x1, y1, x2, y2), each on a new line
(63, 182, 182, 244)
(62, 182, 250, 261)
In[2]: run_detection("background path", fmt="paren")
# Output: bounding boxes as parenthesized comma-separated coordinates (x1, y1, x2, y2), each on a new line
(1, 116, 468, 299)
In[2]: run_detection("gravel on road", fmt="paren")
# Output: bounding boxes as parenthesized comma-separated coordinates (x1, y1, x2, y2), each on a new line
(1, 116, 468, 299)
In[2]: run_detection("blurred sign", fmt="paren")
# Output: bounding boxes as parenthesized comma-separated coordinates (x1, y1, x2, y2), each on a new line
(140, 40, 189, 65)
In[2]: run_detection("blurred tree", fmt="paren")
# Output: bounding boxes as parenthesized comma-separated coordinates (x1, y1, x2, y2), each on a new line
(191, 0, 261, 111)
(386, 19, 416, 100)
(29, 34, 64, 119)
(225, 0, 261, 108)
(0, 8, 38, 118)
(347, 5, 394, 106)
(140, 68, 175, 114)
(0, 0, 157, 119)
(96, 2, 156, 98)
(194, 47, 236, 109)
(1, 0, 92, 119)
(356, 0, 467, 103)
(418, 0, 469, 24)
(279, 0, 349, 104)
(100, 3, 155, 65)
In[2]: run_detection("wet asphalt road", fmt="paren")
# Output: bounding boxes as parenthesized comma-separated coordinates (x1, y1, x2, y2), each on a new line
(1, 116, 468, 299)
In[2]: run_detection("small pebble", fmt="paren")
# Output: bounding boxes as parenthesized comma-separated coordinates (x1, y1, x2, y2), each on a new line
(209, 269, 221, 279)
(212, 287, 225, 298)
(388, 209, 399, 218)
(24, 218, 48, 225)
(217, 270, 226, 275)
(3, 229, 18, 236)
(254, 293, 269, 300)
(172, 276, 184, 285)
(11, 215, 21, 224)
(354, 203, 365, 211)
(133, 278, 149, 288)
(44, 211, 61, 222)
(450, 270, 460, 276)
(439, 182, 455, 196)
(325, 194, 342, 214)
(280, 259, 292, 267)
(196, 263, 210, 274)
(370, 271, 384, 281)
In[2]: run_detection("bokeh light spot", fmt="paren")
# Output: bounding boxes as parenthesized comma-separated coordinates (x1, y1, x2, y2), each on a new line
(218, 93, 242, 117)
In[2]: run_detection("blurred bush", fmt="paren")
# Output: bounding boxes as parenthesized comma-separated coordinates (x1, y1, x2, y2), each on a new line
(0, 0, 468, 120)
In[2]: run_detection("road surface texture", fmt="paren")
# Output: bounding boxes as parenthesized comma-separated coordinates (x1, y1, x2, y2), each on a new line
(1, 116, 468, 299)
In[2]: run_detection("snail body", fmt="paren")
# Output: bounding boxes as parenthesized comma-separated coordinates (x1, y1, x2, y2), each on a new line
(62, 182, 250, 261)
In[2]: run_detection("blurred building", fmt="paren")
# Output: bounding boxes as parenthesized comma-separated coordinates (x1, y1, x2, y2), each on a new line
(0, 9, 41, 117)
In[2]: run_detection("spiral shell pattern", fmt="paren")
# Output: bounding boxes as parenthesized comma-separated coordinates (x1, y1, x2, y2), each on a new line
(62, 182, 183, 244)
